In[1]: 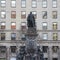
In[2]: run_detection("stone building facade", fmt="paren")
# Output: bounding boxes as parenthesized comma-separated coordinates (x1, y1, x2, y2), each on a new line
(0, 0, 60, 60)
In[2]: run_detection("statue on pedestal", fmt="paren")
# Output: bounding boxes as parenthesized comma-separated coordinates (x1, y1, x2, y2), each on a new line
(27, 12, 36, 28)
(16, 12, 44, 60)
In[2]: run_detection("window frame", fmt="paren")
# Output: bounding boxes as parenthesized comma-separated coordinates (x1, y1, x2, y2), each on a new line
(11, 0, 16, 8)
(10, 57, 16, 60)
(42, 0, 47, 8)
(1, 33, 5, 40)
(11, 22, 16, 29)
(1, 22, 6, 29)
(21, 0, 26, 8)
(53, 33, 58, 40)
(21, 22, 26, 29)
(53, 22, 57, 30)
(42, 22, 47, 30)
(21, 11, 26, 19)
(10, 46, 16, 53)
(32, 0, 37, 8)
(42, 46, 48, 53)
(11, 33, 16, 40)
(52, 0, 57, 8)
(52, 46, 59, 53)
(0, 46, 6, 53)
(11, 11, 16, 19)
(42, 11, 47, 19)
(0, 0, 6, 7)
(42, 33, 48, 40)
(52, 11, 57, 19)
(0, 11, 6, 19)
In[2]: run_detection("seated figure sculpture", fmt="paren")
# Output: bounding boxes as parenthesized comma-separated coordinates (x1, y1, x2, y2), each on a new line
(27, 12, 36, 28)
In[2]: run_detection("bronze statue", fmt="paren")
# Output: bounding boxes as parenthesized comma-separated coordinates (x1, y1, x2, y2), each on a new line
(27, 12, 36, 27)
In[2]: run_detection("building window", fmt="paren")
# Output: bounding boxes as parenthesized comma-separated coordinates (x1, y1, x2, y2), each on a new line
(0, 0, 6, 7)
(53, 58, 58, 60)
(1, 33, 5, 40)
(0, 58, 6, 60)
(21, 34, 26, 40)
(52, 46, 58, 53)
(42, 22, 47, 30)
(11, 11, 16, 18)
(43, 33, 48, 40)
(53, 33, 58, 40)
(42, 11, 47, 19)
(21, 11, 26, 19)
(11, 22, 16, 29)
(32, 0, 37, 8)
(1, 11, 6, 19)
(11, 33, 16, 40)
(1, 22, 5, 29)
(10, 46, 16, 53)
(52, 11, 57, 19)
(21, 22, 26, 31)
(52, 0, 57, 8)
(42, 46, 48, 53)
(11, 0, 16, 8)
(21, 22, 26, 28)
(21, 0, 26, 8)
(0, 46, 6, 53)
(53, 22, 57, 30)
(32, 11, 37, 19)
(10, 57, 16, 60)
(21, 22, 26, 40)
(42, 0, 47, 8)
(44, 58, 48, 60)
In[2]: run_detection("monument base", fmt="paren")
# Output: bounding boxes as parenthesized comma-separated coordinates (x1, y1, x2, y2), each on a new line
(27, 27, 37, 35)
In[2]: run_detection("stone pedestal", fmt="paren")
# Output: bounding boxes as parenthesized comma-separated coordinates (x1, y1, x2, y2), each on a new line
(16, 27, 44, 60)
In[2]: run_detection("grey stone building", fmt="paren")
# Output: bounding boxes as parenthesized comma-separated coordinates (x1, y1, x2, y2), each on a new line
(0, 0, 60, 60)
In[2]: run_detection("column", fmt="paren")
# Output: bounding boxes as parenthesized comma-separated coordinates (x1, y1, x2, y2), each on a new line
(6, 46, 10, 60)
(47, 46, 52, 60)
(58, 46, 60, 60)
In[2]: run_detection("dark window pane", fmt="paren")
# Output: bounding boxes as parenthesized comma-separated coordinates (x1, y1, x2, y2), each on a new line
(11, 33, 16, 40)
(10, 46, 16, 53)
(11, 11, 16, 18)
(53, 58, 58, 60)
(42, 46, 48, 53)
(1, 33, 5, 40)
(52, 46, 58, 53)
(0, 46, 6, 53)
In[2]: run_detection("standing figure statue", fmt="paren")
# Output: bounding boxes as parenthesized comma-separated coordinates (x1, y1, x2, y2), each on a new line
(16, 12, 44, 60)
(27, 12, 36, 28)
